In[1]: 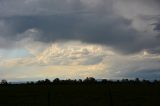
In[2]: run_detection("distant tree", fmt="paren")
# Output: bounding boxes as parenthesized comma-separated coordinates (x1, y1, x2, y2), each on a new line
(53, 78, 60, 84)
(44, 79, 51, 84)
(83, 77, 96, 83)
(1, 79, 8, 84)
(101, 79, 108, 84)
(36, 80, 42, 84)
(29, 81, 35, 85)
(135, 78, 140, 82)
(78, 79, 83, 83)
(142, 79, 150, 84)
(122, 79, 129, 83)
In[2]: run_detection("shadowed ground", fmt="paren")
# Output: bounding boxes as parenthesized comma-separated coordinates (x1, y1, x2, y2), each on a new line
(0, 81, 160, 106)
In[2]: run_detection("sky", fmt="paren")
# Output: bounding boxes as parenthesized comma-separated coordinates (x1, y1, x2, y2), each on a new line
(0, 0, 160, 81)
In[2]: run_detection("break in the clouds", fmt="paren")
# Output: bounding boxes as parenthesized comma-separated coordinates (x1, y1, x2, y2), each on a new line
(0, 0, 160, 81)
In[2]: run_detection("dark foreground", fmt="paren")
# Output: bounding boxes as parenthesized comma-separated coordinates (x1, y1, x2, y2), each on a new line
(0, 80, 160, 106)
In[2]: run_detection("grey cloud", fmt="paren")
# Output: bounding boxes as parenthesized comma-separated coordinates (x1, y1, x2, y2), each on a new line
(152, 16, 160, 32)
(0, 0, 160, 54)
(153, 22, 160, 32)
(1, 15, 139, 53)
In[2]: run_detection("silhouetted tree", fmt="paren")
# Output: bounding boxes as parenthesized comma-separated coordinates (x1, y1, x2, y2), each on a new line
(83, 77, 96, 83)
(122, 79, 129, 83)
(44, 79, 51, 84)
(1, 79, 8, 84)
(78, 79, 83, 83)
(101, 79, 108, 84)
(135, 78, 140, 83)
(53, 78, 60, 84)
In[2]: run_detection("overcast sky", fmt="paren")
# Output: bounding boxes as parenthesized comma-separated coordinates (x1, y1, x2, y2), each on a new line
(0, 0, 160, 81)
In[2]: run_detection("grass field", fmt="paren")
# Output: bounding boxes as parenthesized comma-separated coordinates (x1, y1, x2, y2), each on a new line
(0, 83, 160, 106)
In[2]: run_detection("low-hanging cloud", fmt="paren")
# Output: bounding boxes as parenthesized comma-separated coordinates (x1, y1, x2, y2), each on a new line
(0, 0, 160, 54)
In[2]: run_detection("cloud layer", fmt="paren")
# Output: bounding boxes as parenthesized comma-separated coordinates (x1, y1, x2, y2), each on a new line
(0, 41, 160, 81)
(0, 0, 160, 81)
(0, 0, 159, 54)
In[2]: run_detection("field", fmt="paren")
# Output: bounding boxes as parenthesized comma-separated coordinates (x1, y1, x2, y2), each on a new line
(0, 83, 160, 106)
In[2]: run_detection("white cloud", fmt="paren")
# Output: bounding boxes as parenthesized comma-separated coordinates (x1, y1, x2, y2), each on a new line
(0, 41, 160, 80)
(0, 41, 109, 79)
(34, 41, 107, 65)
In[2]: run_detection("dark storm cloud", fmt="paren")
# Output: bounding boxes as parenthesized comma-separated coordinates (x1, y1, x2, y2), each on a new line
(152, 16, 160, 32)
(1, 15, 141, 54)
(0, 0, 160, 54)
(153, 22, 160, 32)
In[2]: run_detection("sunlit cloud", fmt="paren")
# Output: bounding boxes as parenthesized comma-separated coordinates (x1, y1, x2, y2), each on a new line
(0, 41, 160, 81)
(0, 0, 160, 81)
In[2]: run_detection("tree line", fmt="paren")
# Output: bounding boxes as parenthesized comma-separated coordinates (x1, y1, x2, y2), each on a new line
(1, 77, 160, 85)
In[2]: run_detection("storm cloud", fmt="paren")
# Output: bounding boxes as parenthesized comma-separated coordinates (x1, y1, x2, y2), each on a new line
(0, 0, 159, 54)
(0, 0, 160, 81)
